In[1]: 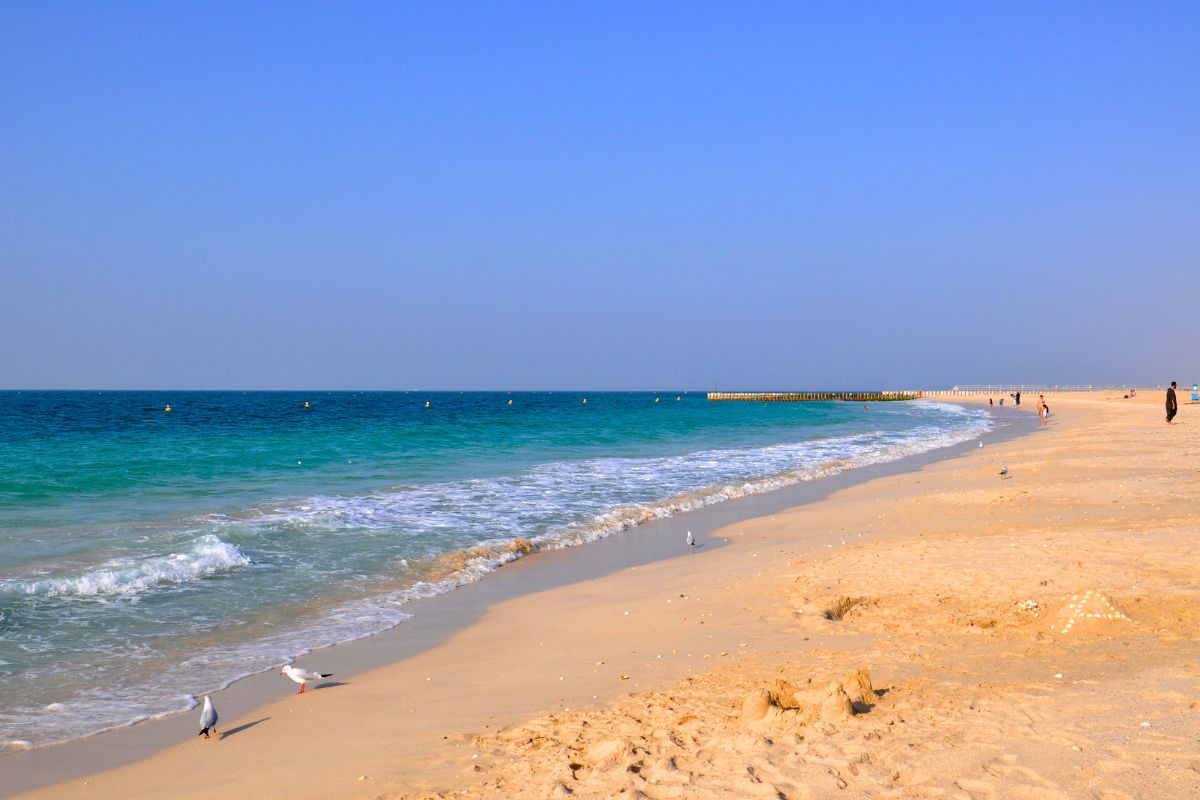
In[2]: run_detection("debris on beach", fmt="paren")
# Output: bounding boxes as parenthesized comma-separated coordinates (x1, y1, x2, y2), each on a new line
(1013, 598, 1041, 616)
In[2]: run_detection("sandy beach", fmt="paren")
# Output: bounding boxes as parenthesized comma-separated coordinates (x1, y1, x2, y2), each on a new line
(8, 392, 1199, 799)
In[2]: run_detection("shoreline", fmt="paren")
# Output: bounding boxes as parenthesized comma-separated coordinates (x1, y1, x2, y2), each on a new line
(2, 403, 1032, 796)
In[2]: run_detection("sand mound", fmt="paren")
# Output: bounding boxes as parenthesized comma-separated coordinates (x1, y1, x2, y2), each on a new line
(579, 738, 632, 770)
(1050, 589, 1132, 637)
(741, 668, 875, 727)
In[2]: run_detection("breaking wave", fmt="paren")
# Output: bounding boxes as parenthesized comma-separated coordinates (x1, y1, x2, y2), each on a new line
(3, 535, 250, 598)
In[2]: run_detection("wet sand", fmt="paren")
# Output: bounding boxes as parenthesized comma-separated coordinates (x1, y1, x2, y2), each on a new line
(14, 394, 1200, 798)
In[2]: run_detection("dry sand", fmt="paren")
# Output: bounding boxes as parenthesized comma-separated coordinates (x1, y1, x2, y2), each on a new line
(9, 392, 1200, 799)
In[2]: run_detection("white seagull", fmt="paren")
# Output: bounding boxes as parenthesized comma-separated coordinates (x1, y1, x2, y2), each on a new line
(280, 664, 334, 694)
(686, 530, 695, 547)
(999, 466, 1009, 479)
(198, 695, 218, 739)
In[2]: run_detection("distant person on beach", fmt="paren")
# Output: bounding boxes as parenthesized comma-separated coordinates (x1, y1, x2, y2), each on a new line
(1130, 388, 1137, 397)
(1041, 400, 1050, 424)
(1166, 382, 1178, 424)
(999, 398, 1004, 406)
(1015, 391, 1021, 406)
(989, 398, 994, 407)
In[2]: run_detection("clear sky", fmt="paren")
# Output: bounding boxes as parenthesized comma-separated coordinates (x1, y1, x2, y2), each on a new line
(2, 2, 1197, 390)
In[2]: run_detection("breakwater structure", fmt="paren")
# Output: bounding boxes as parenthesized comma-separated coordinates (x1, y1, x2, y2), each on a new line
(706, 391, 921, 402)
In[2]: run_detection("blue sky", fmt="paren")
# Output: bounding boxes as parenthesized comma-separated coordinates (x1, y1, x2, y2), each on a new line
(2, 2, 1197, 389)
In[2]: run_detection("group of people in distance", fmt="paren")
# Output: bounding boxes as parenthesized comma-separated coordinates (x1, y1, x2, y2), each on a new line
(988, 390, 1022, 408)
(984, 384, 1187, 426)
(986, 391, 1050, 424)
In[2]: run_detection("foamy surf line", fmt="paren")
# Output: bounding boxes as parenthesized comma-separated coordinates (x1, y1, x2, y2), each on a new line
(1, 402, 994, 753)
(1, 535, 250, 598)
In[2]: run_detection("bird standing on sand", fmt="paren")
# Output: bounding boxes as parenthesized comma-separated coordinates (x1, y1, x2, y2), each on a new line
(280, 664, 334, 694)
(999, 466, 1009, 479)
(198, 696, 218, 739)
(686, 530, 695, 547)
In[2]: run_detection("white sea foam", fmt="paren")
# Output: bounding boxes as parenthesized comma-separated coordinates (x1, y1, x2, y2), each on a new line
(3, 535, 250, 597)
(187, 401, 993, 651)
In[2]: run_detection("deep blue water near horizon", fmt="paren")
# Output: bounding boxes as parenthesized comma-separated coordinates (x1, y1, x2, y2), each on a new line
(0, 391, 993, 749)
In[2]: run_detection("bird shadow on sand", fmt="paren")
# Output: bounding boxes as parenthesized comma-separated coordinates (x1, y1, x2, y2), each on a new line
(220, 718, 270, 739)
(314, 680, 349, 690)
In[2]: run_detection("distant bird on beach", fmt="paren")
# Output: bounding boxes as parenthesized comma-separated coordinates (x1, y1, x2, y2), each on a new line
(198, 696, 218, 739)
(999, 466, 1009, 479)
(978, 441, 983, 448)
(280, 664, 334, 694)
(686, 530, 695, 547)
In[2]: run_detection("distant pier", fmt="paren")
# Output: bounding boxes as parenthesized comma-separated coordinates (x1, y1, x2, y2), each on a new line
(706, 391, 921, 402)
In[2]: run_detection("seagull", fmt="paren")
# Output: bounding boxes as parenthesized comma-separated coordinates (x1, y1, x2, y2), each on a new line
(978, 441, 983, 448)
(198, 696, 218, 739)
(686, 530, 695, 547)
(999, 466, 1009, 479)
(280, 664, 334, 694)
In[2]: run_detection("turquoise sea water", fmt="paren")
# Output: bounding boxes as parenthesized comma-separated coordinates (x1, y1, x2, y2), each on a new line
(0, 391, 992, 749)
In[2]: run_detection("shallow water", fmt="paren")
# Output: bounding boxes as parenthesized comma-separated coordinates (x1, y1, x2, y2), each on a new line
(0, 391, 991, 748)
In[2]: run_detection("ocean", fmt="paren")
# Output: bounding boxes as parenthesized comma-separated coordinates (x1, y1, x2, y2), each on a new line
(0, 391, 992, 750)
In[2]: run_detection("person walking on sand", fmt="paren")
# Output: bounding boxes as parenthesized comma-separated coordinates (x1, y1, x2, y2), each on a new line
(1015, 391, 1021, 406)
(1166, 382, 1178, 424)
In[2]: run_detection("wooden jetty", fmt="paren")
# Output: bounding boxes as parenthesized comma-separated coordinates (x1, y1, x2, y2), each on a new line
(706, 391, 921, 402)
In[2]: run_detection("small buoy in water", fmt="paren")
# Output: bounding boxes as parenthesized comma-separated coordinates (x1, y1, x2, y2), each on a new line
(676, 396, 681, 401)
(507, 399, 512, 405)
(296, 460, 301, 465)
(304, 401, 310, 408)
(164, 405, 172, 412)
(655, 397, 660, 403)
(425, 401, 430, 408)
(582, 398, 587, 405)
